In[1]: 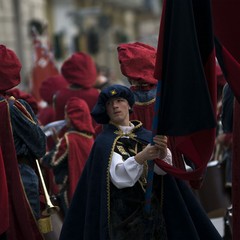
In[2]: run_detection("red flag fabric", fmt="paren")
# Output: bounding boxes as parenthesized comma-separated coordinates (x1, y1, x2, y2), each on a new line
(30, 34, 59, 102)
(215, 39, 240, 104)
(153, 0, 217, 188)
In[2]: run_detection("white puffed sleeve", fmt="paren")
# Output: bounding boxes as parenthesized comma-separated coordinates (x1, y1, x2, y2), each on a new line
(154, 148, 172, 175)
(110, 152, 143, 189)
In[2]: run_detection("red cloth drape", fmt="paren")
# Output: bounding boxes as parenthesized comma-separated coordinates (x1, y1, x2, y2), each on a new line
(153, 0, 216, 188)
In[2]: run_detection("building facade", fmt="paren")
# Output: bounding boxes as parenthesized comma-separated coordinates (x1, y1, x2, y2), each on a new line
(0, 0, 162, 88)
(0, 0, 48, 90)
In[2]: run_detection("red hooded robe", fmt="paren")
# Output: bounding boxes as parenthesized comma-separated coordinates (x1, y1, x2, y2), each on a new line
(0, 44, 43, 240)
(50, 97, 94, 201)
(54, 52, 99, 127)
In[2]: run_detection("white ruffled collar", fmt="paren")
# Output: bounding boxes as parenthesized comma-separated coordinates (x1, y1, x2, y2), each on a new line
(118, 122, 135, 135)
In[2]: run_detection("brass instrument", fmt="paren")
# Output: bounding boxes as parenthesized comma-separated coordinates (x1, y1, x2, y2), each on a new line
(35, 159, 60, 216)
(42, 120, 66, 137)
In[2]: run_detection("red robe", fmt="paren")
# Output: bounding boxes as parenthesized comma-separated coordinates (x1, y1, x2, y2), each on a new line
(0, 98, 43, 240)
(51, 131, 94, 201)
(130, 99, 155, 131)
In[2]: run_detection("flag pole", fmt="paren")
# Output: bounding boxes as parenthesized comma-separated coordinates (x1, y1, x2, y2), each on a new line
(144, 81, 162, 213)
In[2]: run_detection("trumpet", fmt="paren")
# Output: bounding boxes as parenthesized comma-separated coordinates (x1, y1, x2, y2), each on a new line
(36, 159, 60, 216)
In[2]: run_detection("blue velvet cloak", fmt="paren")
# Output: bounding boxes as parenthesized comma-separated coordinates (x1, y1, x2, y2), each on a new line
(60, 121, 222, 240)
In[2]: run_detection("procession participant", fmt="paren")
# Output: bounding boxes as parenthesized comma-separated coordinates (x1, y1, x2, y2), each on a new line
(54, 52, 99, 125)
(0, 44, 46, 240)
(60, 84, 222, 240)
(38, 74, 68, 126)
(41, 97, 95, 216)
(36, 74, 68, 198)
(117, 42, 157, 130)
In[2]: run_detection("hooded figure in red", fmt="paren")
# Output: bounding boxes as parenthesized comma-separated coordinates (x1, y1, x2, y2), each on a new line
(0, 44, 46, 240)
(41, 97, 95, 216)
(117, 42, 157, 131)
(38, 74, 68, 125)
(54, 52, 99, 128)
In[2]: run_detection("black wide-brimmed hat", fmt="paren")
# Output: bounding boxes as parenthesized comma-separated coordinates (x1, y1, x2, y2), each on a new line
(91, 84, 135, 124)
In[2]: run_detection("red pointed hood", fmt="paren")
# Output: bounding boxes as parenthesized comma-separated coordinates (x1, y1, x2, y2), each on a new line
(66, 97, 95, 134)
(61, 52, 97, 88)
